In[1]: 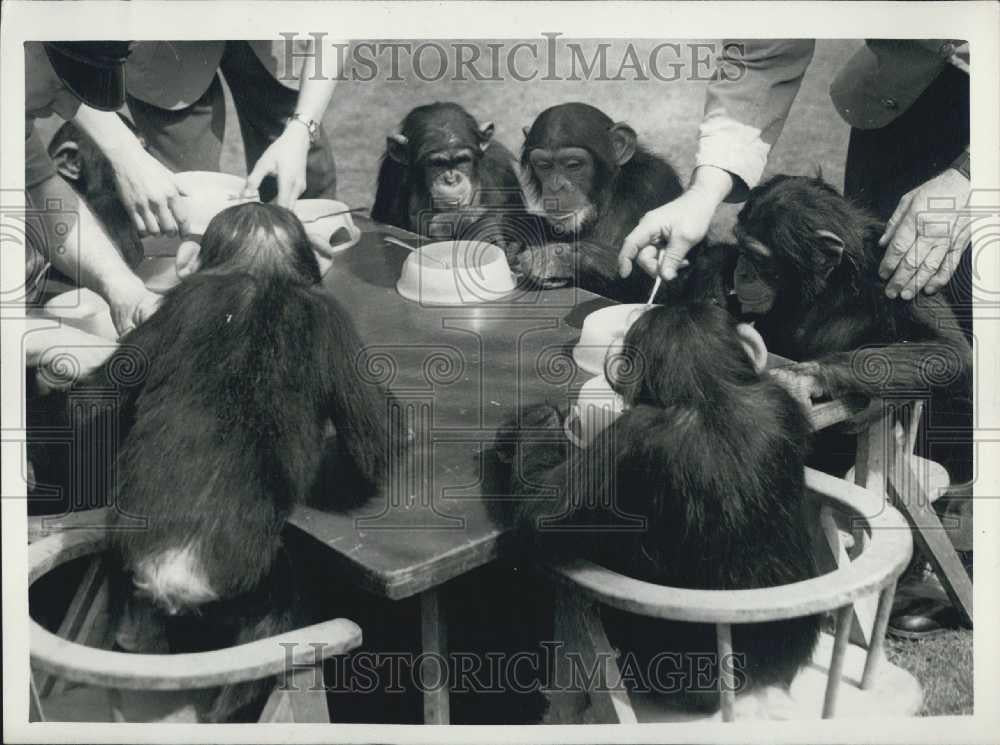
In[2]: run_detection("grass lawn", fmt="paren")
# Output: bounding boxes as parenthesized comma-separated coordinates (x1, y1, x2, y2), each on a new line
(886, 632, 974, 716)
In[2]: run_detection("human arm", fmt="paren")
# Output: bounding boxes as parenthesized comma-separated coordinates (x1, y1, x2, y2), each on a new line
(619, 39, 815, 282)
(244, 42, 338, 207)
(73, 104, 182, 236)
(27, 174, 161, 335)
(618, 166, 734, 282)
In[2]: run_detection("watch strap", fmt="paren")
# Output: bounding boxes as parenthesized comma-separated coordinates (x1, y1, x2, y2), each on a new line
(287, 112, 319, 144)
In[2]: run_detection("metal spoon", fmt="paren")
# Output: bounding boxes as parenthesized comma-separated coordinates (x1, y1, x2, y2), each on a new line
(383, 236, 451, 268)
(298, 206, 369, 224)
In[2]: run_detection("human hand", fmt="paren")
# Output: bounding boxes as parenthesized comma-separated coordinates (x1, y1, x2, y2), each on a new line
(245, 124, 311, 208)
(768, 362, 825, 411)
(107, 280, 162, 336)
(107, 141, 183, 236)
(618, 184, 722, 283)
(878, 168, 972, 299)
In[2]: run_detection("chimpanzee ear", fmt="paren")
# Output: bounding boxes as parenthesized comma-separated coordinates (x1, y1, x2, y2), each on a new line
(386, 134, 409, 165)
(51, 141, 82, 182)
(608, 123, 637, 166)
(175, 239, 202, 279)
(522, 125, 531, 140)
(478, 121, 495, 151)
(815, 229, 845, 278)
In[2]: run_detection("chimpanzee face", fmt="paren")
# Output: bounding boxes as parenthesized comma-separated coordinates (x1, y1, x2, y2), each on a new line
(733, 238, 780, 316)
(386, 112, 494, 211)
(422, 147, 479, 208)
(528, 147, 597, 215)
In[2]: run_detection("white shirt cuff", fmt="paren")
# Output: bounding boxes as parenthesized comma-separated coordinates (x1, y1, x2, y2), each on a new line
(695, 115, 773, 201)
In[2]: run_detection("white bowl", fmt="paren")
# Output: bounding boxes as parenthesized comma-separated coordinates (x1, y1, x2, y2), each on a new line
(172, 171, 259, 237)
(572, 303, 652, 376)
(564, 374, 626, 448)
(293, 199, 362, 256)
(396, 240, 516, 305)
(43, 288, 118, 340)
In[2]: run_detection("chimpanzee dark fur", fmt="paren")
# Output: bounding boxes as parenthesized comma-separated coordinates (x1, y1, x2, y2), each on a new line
(712, 175, 973, 478)
(735, 176, 971, 402)
(74, 203, 395, 721)
(497, 303, 820, 711)
(371, 102, 523, 242)
(514, 103, 683, 302)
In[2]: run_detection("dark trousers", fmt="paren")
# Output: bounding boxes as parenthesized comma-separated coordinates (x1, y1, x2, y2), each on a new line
(127, 41, 337, 203)
(843, 64, 971, 339)
(843, 63, 973, 490)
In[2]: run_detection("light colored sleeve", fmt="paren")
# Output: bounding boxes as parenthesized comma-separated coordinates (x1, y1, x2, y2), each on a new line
(696, 39, 816, 201)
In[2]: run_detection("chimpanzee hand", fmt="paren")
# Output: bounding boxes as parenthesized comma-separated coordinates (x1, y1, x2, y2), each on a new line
(768, 362, 826, 411)
(107, 280, 163, 337)
(878, 168, 972, 300)
(107, 141, 183, 237)
(244, 124, 310, 208)
(517, 243, 576, 288)
(494, 404, 564, 464)
(496, 239, 526, 269)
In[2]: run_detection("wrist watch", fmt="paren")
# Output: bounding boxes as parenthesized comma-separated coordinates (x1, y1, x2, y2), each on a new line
(286, 112, 319, 144)
(950, 149, 970, 180)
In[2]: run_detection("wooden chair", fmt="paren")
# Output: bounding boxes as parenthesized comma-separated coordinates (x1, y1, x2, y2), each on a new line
(29, 520, 362, 723)
(850, 400, 973, 630)
(543, 467, 920, 724)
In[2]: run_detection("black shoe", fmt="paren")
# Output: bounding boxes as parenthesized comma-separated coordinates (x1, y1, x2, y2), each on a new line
(888, 595, 964, 640)
(888, 562, 968, 640)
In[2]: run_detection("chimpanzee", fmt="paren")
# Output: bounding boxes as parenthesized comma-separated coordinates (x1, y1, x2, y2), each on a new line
(496, 302, 820, 714)
(371, 102, 523, 242)
(515, 103, 683, 302)
(73, 203, 396, 721)
(47, 118, 145, 269)
(719, 175, 972, 479)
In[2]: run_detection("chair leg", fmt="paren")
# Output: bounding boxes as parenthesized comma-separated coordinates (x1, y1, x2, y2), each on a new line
(888, 456, 974, 626)
(822, 605, 855, 718)
(549, 584, 636, 724)
(30, 674, 45, 722)
(862, 583, 897, 689)
(716, 623, 736, 722)
(846, 413, 894, 649)
(259, 666, 330, 722)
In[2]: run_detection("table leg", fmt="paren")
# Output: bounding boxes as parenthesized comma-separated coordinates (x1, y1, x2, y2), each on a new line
(420, 588, 450, 724)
